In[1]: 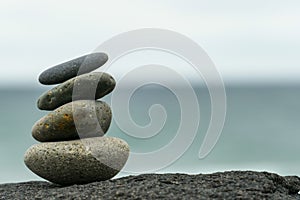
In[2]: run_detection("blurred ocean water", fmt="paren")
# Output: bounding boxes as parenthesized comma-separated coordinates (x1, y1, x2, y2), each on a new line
(1, 84, 300, 183)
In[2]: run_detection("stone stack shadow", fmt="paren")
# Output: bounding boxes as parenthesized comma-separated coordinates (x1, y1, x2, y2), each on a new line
(24, 53, 129, 185)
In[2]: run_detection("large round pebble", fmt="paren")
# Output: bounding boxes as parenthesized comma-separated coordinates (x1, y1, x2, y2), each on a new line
(32, 100, 112, 142)
(24, 137, 130, 185)
(37, 72, 115, 110)
(39, 53, 108, 85)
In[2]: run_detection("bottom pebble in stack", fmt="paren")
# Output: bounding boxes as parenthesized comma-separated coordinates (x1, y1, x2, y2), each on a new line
(24, 137, 129, 185)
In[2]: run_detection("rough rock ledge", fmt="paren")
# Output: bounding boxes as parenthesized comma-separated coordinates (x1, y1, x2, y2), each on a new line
(1, 171, 300, 199)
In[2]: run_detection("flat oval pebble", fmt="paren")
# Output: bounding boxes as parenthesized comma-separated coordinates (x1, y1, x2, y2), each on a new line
(39, 53, 108, 85)
(24, 137, 129, 185)
(32, 100, 112, 142)
(37, 72, 115, 110)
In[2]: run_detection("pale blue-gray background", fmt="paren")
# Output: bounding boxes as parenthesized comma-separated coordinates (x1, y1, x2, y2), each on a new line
(1, 0, 300, 183)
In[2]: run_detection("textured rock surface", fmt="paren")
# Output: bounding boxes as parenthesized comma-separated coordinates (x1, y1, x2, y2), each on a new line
(37, 72, 115, 110)
(39, 53, 108, 85)
(1, 171, 300, 199)
(32, 100, 112, 142)
(24, 137, 129, 186)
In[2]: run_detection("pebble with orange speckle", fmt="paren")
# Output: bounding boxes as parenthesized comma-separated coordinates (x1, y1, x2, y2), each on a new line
(32, 100, 112, 142)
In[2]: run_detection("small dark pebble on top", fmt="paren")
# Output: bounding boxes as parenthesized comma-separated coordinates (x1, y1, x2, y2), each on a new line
(39, 52, 108, 85)
(1, 171, 300, 200)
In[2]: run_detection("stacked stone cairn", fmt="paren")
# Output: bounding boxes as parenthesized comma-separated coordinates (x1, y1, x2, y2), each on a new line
(24, 53, 130, 185)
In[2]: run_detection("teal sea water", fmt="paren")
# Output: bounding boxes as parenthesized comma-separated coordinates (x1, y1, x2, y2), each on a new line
(1, 84, 300, 183)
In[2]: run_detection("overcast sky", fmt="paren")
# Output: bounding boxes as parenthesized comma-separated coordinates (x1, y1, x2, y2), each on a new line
(1, 0, 300, 86)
